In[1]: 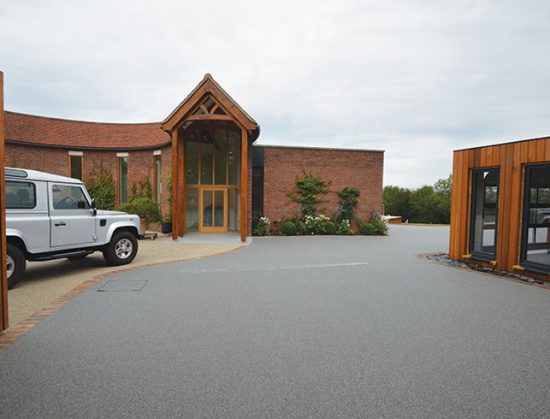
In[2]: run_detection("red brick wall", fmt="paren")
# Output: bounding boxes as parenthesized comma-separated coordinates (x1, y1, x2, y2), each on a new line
(6, 144, 67, 177)
(261, 145, 384, 222)
(5, 143, 172, 216)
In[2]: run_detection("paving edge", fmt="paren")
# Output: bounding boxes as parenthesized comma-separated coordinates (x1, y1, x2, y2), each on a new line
(0, 245, 243, 351)
(419, 252, 550, 291)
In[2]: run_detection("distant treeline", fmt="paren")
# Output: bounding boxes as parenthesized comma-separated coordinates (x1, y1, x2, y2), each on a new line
(383, 175, 452, 224)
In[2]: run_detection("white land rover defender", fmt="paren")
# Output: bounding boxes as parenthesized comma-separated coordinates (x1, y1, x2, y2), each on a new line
(5, 168, 141, 288)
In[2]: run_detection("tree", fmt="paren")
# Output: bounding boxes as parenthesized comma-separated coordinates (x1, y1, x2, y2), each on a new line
(434, 174, 452, 198)
(383, 186, 412, 221)
(383, 174, 452, 224)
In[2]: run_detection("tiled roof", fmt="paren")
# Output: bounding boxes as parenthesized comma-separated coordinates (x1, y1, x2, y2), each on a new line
(4, 111, 170, 150)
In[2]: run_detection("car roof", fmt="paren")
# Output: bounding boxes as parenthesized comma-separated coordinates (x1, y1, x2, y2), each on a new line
(5, 167, 83, 185)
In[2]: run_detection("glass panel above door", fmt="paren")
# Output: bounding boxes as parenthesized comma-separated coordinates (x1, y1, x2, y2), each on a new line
(200, 131, 214, 185)
(228, 130, 240, 185)
(185, 134, 199, 184)
(214, 130, 227, 185)
(470, 169, 500, 261)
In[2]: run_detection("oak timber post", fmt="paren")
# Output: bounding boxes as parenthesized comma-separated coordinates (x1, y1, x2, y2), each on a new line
(171, 129, 179, 240)
(178, 132, 185, 237)
(240, 129, 248, 242)
(0, 71, 8, 331)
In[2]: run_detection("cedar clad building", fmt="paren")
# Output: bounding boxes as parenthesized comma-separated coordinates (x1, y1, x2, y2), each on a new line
(450, 136, 550, 280)
(4, 74, 384, 240)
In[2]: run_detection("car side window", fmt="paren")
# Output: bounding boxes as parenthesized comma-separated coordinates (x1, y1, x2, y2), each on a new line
(6, 181, 36, 209)
(52, 184, 90, 210)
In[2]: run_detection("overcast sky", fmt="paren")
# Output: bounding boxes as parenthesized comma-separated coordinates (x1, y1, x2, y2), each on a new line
(1, 1, 550, 187)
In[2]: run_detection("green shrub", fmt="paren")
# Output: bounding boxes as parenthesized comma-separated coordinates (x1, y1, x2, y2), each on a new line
(370, 217, 389, 235)
(295, 219, 306, 235)
(324, 221, 337, 235)
(304, 214, 330, 234)
(358, 217, 388, 236)
(119, 196, 161, 222)
(358, 222, 377, 235)
(281, 221, 297, 236)
(86, 169, 116, 210)
(253, 217, 270, 236)
(337, 219, 353, 235)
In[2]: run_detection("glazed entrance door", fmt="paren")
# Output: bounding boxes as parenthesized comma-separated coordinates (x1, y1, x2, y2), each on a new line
(200, 188, 227, 232)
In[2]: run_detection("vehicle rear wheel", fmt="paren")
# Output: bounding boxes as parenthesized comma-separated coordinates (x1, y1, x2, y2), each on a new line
(7, 243, 26, 289)
(103, 232, 138, 266)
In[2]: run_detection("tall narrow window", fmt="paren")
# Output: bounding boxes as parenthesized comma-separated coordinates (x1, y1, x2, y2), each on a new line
(154, 153, 161, 203)
(69, 152, 83, 180)
(469, 169, 500, 261)
(118, 155, 128, 204)
(521, 165, 550, 272)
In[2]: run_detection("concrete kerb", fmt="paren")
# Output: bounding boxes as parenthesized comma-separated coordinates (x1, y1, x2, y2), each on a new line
(0, 245, 244, 351)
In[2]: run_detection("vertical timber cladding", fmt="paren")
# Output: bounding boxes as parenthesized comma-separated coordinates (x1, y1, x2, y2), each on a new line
(449, 137, 550, 274)
(0, 71, 8, 331)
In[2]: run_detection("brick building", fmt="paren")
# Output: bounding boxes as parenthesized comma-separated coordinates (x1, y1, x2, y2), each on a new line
(4, 74, 384, 241)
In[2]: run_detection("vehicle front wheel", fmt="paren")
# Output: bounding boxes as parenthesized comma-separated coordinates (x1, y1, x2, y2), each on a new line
(103, 232, 138, 266)
(7, 243, 26, 289)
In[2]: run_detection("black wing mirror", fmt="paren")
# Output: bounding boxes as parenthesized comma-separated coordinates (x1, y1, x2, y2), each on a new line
(91, 198, 97, 216)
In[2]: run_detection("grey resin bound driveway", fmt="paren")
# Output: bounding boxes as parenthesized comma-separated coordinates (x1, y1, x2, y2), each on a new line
(1, 226, 549, 418)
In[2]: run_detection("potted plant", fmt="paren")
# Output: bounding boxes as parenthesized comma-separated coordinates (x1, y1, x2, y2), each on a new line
(161, 175, 173, 234)
(119, 197, 162, 232)
(161, 213, 172, 234)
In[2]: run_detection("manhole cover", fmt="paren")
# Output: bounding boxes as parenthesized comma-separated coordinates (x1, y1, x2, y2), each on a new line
(97, 280, 147, 292)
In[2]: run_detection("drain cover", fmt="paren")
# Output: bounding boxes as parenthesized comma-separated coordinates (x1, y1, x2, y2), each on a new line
(97, 280, 147, 292)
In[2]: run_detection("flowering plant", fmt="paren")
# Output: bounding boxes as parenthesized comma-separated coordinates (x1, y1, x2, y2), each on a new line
(337, 219, 353, 235)
(303, 214, 336, 235)
(253, 216, 271, 236)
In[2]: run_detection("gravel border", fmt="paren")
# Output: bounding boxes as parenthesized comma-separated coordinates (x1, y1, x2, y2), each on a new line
(426, 252, 550, 289)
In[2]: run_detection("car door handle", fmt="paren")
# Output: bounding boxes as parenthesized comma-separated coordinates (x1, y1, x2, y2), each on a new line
(54, 222, 66, 227)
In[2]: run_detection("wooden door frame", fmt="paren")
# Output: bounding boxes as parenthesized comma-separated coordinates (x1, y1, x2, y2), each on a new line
(198, 187, 228, 233)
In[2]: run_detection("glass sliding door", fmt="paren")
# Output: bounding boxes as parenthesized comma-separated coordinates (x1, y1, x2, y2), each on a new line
(521, 165, 550, 272)
(469, 169, 500, 261)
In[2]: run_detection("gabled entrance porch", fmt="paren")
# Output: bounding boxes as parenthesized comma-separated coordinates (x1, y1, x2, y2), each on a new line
(161, 74, 259, 242)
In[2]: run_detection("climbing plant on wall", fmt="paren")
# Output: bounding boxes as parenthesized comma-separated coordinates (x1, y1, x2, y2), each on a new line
(288, 173, 330, 217)
(337, 187, 360, 221)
